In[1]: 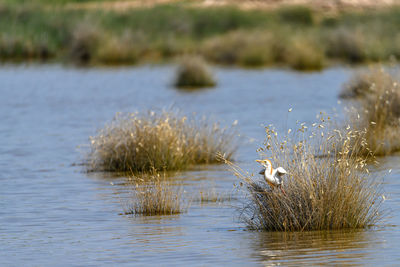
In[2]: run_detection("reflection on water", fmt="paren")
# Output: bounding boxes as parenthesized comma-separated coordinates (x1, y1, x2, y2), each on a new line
(1, 64, 400, 266)
(252, 230, 373, 265)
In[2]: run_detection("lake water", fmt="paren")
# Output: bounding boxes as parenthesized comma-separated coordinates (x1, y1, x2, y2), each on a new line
(1, 64, 400, 266)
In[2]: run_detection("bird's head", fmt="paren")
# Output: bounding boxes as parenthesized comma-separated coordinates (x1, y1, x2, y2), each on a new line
(255, 158, 273, 171)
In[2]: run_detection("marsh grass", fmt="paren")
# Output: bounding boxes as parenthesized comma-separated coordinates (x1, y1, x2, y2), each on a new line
(174, 56, 216, 88)
(343, 68, 400, 155)
(124, 172, 185, 216)
(88, 110, 237, 172)
(222, 116, 384, 231)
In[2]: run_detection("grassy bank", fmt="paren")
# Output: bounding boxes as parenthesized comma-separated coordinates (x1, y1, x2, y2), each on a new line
(2, 2, 400, 69)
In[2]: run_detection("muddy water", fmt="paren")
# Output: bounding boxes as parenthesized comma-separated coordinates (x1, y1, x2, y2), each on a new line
(1, 64, 399, 266)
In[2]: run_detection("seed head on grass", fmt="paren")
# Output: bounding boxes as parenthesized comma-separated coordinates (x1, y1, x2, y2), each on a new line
(124, 172, 185, 216)
(87, 110, 237, 172)
(174, 56, 216, 88)
(222, 116, 384, 231)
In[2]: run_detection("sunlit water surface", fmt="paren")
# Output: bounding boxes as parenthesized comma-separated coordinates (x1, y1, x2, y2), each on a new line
(1, 64, 399, 266)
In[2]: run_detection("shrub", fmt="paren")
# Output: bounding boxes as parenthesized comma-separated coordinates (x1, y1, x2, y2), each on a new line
(95, 32, 142, 65)
(68, 22, 100, 64)
(174, 56, 216, 88)
(202, 31, 274, 67)
(286, 37, 325, 71)
(325, 28, 366, 63)
(88, 110, 236, 172)
(277, 6, 314, 25)
(223, 116, 383, 231)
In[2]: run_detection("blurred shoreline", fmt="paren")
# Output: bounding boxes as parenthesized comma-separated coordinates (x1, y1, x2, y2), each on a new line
(1, 0, 400, 70)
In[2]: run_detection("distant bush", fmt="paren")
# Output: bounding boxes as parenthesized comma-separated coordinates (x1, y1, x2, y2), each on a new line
(202, 31, 275, 67)
(68, 22, 100, 64)
(88, 110, 236, 172)
(277, 6, 314, 25)
(286, 37, 325, 71)
(325, 28, 366, 63)
(174, 56, 216, 88)
(95, 32, 145, 65)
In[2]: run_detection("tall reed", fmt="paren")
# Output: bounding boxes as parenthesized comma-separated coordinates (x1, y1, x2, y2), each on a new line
(223, 116, 384, 231)
(88, 110, 237, 172)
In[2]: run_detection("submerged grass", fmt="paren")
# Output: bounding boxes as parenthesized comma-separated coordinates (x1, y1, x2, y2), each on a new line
(222, 115, 384, 231)
(174, 56, 216, 88)
(2, 3, 400, 69)
(343, 68, 400, 155)
(88, 110, 237, 172)
(124, 172, 185, 216)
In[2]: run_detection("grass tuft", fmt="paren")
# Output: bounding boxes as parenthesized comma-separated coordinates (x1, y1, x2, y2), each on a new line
(174, 56, 216, 88)
(124, 172, 184, 216)
(88, 110, 236, 172)
(344, 68, 400, 155)
(222, 116, 384, 231)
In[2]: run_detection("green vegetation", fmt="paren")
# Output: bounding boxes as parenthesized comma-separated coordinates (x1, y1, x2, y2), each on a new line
(87, 110, 236, 172)
(223, 117, 383, 231)
(342, 68, 400, 155)
(2, 2, 400, 70)
(174, 56, 216, 88)
(124, 172, 185, 216)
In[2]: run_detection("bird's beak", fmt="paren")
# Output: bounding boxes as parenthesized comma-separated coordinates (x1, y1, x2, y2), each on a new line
(255, 160, 262, 163)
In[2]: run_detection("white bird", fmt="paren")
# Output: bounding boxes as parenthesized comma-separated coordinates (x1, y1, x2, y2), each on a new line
(255, 158, 287, 195)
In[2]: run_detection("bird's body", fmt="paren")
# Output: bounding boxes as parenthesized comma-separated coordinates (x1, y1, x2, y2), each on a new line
(256, 159, 287, 194)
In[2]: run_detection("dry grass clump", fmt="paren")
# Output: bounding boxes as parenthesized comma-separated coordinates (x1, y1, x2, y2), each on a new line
(174, 56, 216, 88)
(223, 116, 383, 231)
(124, 172, 185, 216)
(344, 68, 400, 155)
(88, 110, 236, 172)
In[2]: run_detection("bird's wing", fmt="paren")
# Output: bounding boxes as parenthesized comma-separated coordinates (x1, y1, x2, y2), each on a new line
(272, 169, 283, 185)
